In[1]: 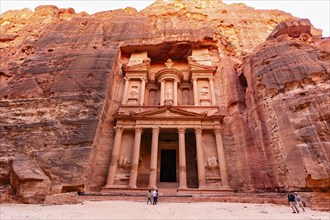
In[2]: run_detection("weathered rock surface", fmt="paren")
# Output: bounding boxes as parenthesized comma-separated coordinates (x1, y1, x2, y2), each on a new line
(0, 0, 328, 205)
(43, 192, 80, 205)
(223, 29, 330, 192)
(267, 19, 313, 40)
(10, 155, 51, 203)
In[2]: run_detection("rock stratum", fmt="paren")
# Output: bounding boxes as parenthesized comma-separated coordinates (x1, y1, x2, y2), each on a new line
(0, 0, 329, 205)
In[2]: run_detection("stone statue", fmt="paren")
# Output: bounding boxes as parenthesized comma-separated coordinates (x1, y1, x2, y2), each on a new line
(117, 156, 131, 169)
(200, 86, 209, 97)
(129, 86, 139, 99)
(165, 84, 173, 99)
(205, 156, 219, 169)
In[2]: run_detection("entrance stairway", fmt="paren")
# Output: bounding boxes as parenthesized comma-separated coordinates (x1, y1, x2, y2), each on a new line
(79, 189, 285, 204)
(76, 190, 329, 211)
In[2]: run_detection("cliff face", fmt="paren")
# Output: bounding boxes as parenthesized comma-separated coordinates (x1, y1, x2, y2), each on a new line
(223, 20, 330, 191)
(0, 0, 328, 202)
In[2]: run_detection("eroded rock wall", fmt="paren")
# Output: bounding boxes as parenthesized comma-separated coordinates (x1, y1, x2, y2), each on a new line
(0, 6, 118, 198)
(222, 24, 330, 191)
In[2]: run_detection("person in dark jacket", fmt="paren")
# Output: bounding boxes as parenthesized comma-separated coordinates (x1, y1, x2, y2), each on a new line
(288, 192, 299, 213)
(152, 189, 158, 205)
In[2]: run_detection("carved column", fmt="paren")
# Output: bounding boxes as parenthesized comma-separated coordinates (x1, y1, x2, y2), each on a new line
(148, 127, 160, 188)
(195, 127, 206, 188)
(128, 127, 143, 188)
(214, 128, 229, 187)
(209, 77, 216, 105)
(121, 77, 130, 105)
(106, 126, 124, 187)
(192, 78, 199, 106)
(160, 80, 165, 105)
(139, 78, 146, 106)
(173, 81, 178, 106)
(178, 128, 187, 189)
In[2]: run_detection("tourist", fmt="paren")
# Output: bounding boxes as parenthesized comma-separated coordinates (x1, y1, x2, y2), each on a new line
(156, 189, 159, 204)
(288, 192, 299, 213)
(147, 190, 152, 205)
(152, 189, 158, 205)
(294, 192, 305, 212)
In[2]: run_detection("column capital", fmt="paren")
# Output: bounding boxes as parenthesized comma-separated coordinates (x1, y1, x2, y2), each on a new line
(135, 127, 143, 134)
(178, 127, 186, 134)
(124, 76, 130, 81)
(114, 126, 124, 133)
(208, 76, 214, 81)
(152, 127, 160, 133)
(214, 128, 223, 135)
(191, 77, 198, 82)
(194, 127, 202, 135)
(141, 77, 147, 82)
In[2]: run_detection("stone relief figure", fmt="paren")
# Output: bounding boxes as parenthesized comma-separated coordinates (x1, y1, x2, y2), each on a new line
(200, 86, 209, 97)
(117, 155, 131, 169)
(205, 156, 219, 170)
(183, 96, 189, 105)
(129, 86, 139, 99)
(165, 84, 173, 100)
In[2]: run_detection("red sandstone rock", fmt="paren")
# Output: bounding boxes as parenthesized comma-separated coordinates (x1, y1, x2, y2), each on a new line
(10, 155, 51, 203)
(267, 19, 313, 40)
(227, 24, 330, 191)
(43, 192, 80, 205)
(0, 0, 328, 206)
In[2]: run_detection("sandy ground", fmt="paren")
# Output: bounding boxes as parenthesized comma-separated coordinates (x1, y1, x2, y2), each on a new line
(0, 200, 329, 220)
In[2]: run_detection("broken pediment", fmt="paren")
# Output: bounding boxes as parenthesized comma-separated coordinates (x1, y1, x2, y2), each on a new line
(127, 51, 148, 66)
(188, 56, 218, 74)
(122, 58, 151, 74)
(192, 48, 212, 66)
(134, 106, 204, 118)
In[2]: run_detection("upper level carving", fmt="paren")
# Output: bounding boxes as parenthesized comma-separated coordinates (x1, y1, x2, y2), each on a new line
(119, 45, 221, 111)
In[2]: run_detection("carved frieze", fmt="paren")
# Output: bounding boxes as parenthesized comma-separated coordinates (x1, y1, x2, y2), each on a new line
(136, 120, 202, 126)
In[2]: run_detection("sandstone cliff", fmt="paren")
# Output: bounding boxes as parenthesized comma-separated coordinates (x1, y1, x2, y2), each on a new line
(223, 19, 329, 192)
(0, 0, 328, 203)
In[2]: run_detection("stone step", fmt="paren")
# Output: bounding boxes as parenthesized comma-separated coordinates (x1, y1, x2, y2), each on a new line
(45, 191, 327, 211)
(101, 187, 234, 196)
(77, 191, 288, 205)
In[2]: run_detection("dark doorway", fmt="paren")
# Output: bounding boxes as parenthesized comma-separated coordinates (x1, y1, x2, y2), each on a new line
(185, 131, 198, 188)
(160, 150, 177, 182)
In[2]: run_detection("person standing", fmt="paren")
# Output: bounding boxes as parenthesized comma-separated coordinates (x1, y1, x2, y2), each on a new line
(294, 192, 305, 212)
(156, 189, 159, 204)
(152, 189, 158, 205)
(147, 190, 152, 205)
(288, 192, 299, 213)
